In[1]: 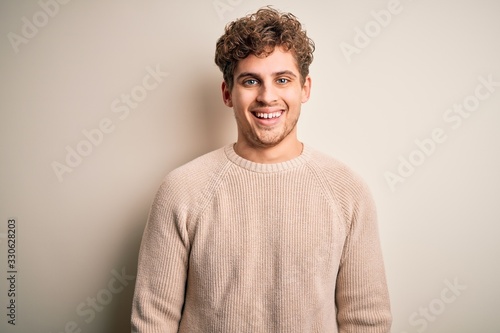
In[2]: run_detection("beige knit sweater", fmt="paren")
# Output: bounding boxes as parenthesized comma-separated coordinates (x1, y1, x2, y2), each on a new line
(131, 144, 392, 333)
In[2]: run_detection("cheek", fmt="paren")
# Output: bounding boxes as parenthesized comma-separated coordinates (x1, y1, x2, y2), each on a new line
(232, 91, 254, 108)
(283, 90, 303, 107)
(231, 99, 249, 119)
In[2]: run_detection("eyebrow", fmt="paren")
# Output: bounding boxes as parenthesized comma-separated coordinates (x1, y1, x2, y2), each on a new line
(236, 70, 298, 81)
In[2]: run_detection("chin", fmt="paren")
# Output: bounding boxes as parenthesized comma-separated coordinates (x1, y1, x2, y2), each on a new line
(253, 135, 287, 148)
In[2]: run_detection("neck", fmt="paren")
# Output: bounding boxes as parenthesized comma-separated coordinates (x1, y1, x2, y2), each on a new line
(234, 137, 303, 164)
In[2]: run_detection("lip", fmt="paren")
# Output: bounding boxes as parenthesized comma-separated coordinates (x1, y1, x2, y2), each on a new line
(251, 107, 283, 113)
(250, 109, 285, 126)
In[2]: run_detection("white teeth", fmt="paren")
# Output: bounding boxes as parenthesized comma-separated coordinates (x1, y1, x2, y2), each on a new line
(255, 112, 282, 119)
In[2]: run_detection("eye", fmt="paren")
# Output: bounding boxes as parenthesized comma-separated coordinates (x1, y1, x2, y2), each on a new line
(243, 79, 258, 86)
(276, 78, 289, 84)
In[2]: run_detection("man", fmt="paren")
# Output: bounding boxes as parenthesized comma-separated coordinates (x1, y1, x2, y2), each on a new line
(132, 7, 391, 333)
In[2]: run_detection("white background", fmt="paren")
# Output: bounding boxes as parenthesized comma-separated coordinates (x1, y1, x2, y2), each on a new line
(1, 0, 499, 332)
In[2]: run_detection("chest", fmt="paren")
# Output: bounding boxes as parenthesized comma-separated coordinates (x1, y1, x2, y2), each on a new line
(187, 176, 347, 284)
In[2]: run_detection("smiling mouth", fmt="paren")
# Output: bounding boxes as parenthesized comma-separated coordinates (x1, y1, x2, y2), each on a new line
(251, 111, 284, 119)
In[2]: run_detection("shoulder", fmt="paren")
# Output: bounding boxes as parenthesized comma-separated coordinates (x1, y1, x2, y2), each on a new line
(306, 147, 375, 220)
(154, 146, 231, 209)
(168, 146, 229, 182)
(308, 148, 369, 194)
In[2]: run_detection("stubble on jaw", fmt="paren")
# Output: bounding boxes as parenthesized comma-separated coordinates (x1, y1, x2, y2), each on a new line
(233, 109, 300, 149)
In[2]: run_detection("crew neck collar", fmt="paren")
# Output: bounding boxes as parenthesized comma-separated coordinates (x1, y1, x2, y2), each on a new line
(224, 143, 312, 173)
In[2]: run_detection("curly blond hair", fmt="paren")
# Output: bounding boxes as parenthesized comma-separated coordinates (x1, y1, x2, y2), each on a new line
(214, 7, 315, 90)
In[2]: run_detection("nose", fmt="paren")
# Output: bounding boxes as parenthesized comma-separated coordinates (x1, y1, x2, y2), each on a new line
(256, 81, 278, 104)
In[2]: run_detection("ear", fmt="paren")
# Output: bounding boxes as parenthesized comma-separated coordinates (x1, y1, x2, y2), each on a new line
(301, 75, 312, 103)
(221, 81, 233, 107)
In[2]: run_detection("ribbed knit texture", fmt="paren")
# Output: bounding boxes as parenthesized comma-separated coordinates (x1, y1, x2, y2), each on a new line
(131, 144, 392, 333)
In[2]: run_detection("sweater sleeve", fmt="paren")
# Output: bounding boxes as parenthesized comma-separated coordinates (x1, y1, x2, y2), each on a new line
(131, 176, 190, 333)
(335, 180, 392, 333)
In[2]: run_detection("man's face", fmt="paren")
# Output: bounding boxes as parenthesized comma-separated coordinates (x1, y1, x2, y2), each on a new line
(222, 47, 311, 150)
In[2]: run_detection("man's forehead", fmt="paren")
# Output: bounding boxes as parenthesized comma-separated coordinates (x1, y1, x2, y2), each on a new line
(234, 48, 300, 77)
